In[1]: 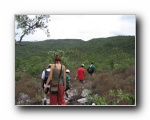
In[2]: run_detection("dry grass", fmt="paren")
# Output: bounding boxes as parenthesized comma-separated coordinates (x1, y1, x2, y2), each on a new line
(67, 65, 135, 99)
(15, 65, 135, 105)
(15, 72, 42, 104)
(89, 65, 135, 97)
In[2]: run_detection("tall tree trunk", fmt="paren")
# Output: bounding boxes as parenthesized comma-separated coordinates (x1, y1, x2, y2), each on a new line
(19, 33, 26, 43)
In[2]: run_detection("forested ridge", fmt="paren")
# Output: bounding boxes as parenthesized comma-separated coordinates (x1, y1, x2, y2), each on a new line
(15, 35, 135, 105)
(16, 35, 135, 72)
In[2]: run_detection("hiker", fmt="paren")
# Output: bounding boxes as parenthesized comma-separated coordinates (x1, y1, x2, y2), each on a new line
(65, 69, 72, 98)
(75, 64, 86, 88)
(41, 64, 51, 105)
(87, 63, 96, 75)
(44, 54, 66, 105)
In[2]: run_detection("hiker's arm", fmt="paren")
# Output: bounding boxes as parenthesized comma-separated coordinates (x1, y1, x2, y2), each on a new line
(74, 70, 78, 80)
(74, 74, 77, 80)
(45, 64, 53, 89)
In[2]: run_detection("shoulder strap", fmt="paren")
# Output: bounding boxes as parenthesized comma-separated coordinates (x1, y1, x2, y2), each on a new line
(59, 65, 62, 80)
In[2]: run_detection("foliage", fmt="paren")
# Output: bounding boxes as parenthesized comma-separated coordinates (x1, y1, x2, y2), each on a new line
(15, 36, 135, 105)
(88, 95, 108, 105)
(15, 36, 135, 73)
(108, 89, 135, 105)
(15, 15, 50, 43)
(15, 79, 42, 105)
(87, 89, 135, 105)
(47, 49, 69, 66)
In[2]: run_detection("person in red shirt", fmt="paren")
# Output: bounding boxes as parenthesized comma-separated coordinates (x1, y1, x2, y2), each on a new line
(75, 64, 86, 86)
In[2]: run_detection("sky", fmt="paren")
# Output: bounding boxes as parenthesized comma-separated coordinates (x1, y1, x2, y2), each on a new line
(15, 15, 135, 41)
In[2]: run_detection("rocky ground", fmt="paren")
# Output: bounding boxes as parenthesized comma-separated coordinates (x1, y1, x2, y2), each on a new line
(17, 87, 93, 105)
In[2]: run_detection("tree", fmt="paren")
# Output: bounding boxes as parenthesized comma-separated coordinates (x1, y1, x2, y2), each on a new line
(15, 15, 50, 44)
(47, 50, 69, 66)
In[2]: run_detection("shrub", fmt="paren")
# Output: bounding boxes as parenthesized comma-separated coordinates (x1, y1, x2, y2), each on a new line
(87, 89, 135, 105)
(87, 65, 135, 105)
(15, 79, 41, 105)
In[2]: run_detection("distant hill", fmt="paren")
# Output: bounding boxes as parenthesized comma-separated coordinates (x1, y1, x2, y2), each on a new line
(15, 35, 135, 72)
(16, 36, 135, 58)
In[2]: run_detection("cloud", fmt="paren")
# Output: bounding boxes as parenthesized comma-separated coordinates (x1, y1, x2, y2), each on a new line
(15, 15, 135, 41)
(120, 15, 135, 22)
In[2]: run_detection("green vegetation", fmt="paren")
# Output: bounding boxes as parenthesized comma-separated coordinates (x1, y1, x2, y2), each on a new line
(87, 89, 135, 105)
(15, 15, 50, 43)
(15, 35, 135, 73)
(15, 35, 135, 105)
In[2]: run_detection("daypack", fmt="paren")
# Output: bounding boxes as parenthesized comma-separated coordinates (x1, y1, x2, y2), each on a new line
(44, 69, 50, 84)
(87, 66, 94, 73)
(50, 65, 62, 94)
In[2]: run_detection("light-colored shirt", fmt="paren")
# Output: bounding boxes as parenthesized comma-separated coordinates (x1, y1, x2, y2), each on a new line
(41, 68, 50, 88)
(41, 68, 50, 80)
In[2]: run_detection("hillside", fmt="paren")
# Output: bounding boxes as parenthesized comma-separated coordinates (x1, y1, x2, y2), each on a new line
(15, 35, 135, 105)
(16, 36, 135, 58)
(16, 35, 135, 72)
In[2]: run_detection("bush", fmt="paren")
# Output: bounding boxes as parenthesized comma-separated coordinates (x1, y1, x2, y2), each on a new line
(15, 73, 42, 105)
(87, 65, 135, 105)
(87, 89, 135, 105)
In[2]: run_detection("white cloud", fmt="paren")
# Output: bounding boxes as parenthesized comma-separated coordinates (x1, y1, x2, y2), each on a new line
(15, 15, 135, 41)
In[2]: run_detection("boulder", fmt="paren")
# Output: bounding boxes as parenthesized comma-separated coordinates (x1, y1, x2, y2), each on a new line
(80, 89, 92, 97)
(77, 98, 88, 104)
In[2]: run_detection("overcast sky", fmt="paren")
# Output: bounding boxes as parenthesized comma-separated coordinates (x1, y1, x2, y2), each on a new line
(15, 15, 135, 41)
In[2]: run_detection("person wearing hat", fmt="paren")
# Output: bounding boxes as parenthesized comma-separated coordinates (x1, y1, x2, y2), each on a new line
(65, 69, 72, 98)
(75, 64, 86, 87)
(41, 64, 51, 105)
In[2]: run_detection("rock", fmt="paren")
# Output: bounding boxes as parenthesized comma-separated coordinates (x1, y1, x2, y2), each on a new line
(80, 89, 91, 97)
(77, 98, 88, 104)
(17, 99, 31, 105)
(17, 93, 31, 105)
(19, 93, 30, 100)
(92, 103, 96, 105)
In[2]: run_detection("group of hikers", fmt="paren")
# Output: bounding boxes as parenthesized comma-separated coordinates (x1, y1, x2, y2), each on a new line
(41, 54, 96, 105)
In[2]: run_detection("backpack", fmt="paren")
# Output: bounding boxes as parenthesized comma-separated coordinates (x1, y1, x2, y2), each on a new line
(87, 66, 94, 73)
(44, 69, 50, 84)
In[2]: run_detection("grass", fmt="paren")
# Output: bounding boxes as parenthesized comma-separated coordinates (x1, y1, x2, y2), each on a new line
(15, 65, 135, 105)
